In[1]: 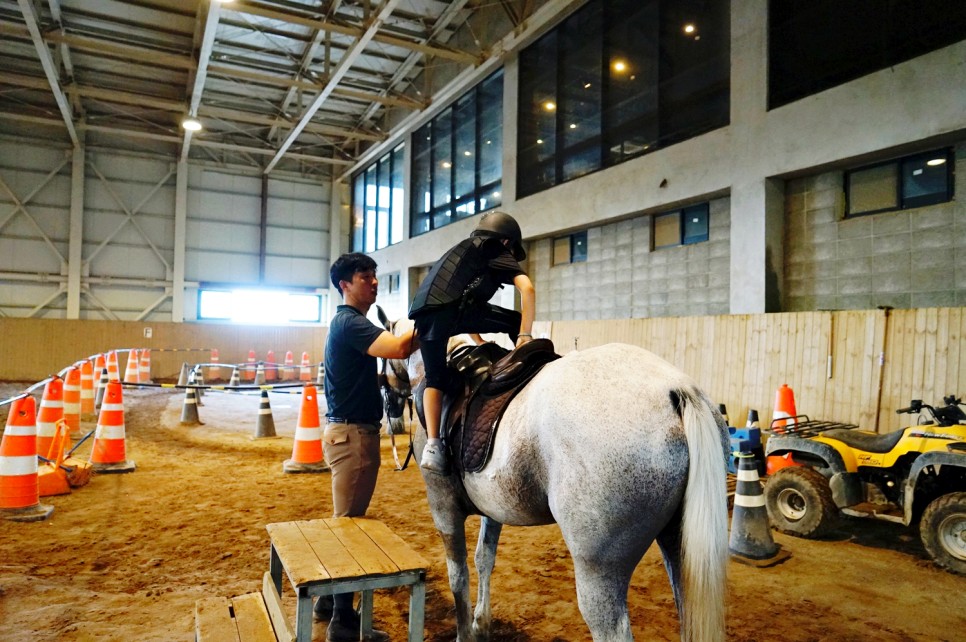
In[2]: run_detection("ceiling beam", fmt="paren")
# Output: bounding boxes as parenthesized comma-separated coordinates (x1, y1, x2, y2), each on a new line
(227, 0, 479, 65)
(265, 0, 403, 174)
(16, 0, 78, 145)
(181, 1, 223, 161)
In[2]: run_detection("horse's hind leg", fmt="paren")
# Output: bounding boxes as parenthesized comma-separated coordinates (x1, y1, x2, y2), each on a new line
(472, 516, 503, 639)
(571, 556, 635, 642)
(656, 511, 685, 626)
(438, 524, 475, 641)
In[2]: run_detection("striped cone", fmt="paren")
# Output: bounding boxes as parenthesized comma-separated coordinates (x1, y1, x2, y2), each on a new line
(253, 390, 278, 440)
(177, 362, 189, 387)
(228, 367, 240, 388)
(89, 381, 136, 474)
(139, 348, 152, 383)
(746, 409, 760, 428)
(255, 363, 266, 386)
(0, 396, 54, 522)
(36, 378, 65, 461)
(123, 349, 140, 384)
(94, 366, 109, 409)
(209, 348, 221, 381)
(180, 386, 202, 425)
(80, 359, 96, 418)
(63, 366, 81, 440)
(282, 384, 328, 473)
(729, 452, 789, 566)
(265, 351, 277, 382)
(194, 369, 205, 403)
(282, 351, 294, 381)
(244, 350, 256, 382)
(316, 362, 324, 388)
(772, 384, 798, 432)
(106, 350, 121, 382)
(718, 403, 730, 427)
(299, 352, 312, 382)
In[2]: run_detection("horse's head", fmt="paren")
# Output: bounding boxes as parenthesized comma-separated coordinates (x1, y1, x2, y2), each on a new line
(375, 306, 421, 434)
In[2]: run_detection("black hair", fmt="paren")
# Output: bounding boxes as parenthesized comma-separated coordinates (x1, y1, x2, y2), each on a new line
(330, 253, 377, 295)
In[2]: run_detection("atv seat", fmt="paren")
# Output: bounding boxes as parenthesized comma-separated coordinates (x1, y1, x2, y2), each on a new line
(823, 428, 906, 454)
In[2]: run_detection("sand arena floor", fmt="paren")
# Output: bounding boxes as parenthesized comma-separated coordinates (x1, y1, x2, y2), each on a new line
(0, 383, 964, 641)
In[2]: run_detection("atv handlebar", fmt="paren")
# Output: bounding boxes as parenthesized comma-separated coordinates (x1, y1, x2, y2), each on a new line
(896, 396, 966, 427)
(896, 400, 923, 415)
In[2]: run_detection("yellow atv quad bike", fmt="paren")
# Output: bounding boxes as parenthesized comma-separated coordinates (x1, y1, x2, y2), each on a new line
(763, 396, 966, 575)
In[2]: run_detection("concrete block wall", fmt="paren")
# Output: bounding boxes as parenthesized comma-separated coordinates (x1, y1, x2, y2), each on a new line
(530, 196, 731, 320)
(784, 141, 966, 311)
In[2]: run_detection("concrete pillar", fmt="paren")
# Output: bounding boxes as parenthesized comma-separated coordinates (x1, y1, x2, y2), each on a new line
(172, 160, 187, 322)
(66, 142, 84, 318)
(502, 54, 519, 208)
(326, 175, 347, 320)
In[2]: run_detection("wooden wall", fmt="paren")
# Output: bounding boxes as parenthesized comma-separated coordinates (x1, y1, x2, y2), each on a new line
(0, 318, 326, 383)
(3, 309, 963, 434)
(546, 308, 964, 434)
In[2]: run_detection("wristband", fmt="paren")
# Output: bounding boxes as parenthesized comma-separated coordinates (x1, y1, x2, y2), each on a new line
(518, 333, 532, 338)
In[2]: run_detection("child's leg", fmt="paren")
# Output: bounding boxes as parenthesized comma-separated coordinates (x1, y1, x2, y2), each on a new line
(424, 386, 443, 440)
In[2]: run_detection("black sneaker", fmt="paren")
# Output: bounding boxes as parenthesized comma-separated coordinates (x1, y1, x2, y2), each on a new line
(313, 595, 334, 622)
(326, 609, 389, 642)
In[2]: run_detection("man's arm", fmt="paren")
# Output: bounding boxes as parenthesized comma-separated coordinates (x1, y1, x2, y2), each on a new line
(366, 327, 419, 359)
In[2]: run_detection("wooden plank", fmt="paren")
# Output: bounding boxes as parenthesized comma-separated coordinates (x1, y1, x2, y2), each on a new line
(352, 518, 429, 572)
(323, 517, 399, 576)
(266, 521, 331, 587)
(297, 519, 367, 579)
(231, 593, 277, 642)
(262, 572, 295, 642)
(195, 596, 241, 642)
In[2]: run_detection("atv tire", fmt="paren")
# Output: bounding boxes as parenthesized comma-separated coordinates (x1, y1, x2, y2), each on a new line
(920, 492, 966, 576)
(764, 466, 838, 538)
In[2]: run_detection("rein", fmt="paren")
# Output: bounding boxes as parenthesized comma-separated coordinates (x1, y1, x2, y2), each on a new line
(380, 354, 416, 471)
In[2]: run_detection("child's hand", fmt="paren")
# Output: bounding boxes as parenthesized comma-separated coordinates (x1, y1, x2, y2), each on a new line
(515, 335, 532, 348)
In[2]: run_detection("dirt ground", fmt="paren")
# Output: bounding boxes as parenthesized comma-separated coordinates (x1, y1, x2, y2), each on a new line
(0, 382, 964, 642)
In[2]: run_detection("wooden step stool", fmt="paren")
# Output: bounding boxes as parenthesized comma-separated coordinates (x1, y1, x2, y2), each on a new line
(195, 589, 293, 642)
(266, 517, 428, 642)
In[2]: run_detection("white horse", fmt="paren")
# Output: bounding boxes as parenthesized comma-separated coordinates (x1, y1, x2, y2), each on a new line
(379, 316, 729, 642)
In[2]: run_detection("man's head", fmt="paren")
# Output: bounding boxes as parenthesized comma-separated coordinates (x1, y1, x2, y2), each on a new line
(471, 211, 526, 261)
(330, 252, 377, 296)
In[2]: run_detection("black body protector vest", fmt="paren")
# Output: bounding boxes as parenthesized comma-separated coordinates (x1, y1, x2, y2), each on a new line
(410, 236, 503, 316)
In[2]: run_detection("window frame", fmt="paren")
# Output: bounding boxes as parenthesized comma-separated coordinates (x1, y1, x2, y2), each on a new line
(350, 144, 405, 253)
(844, 147, 954, 218)
(652, 202, 711, 250)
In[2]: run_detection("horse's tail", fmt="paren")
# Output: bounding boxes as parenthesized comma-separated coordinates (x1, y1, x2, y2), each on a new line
(679, 388, 728, 642)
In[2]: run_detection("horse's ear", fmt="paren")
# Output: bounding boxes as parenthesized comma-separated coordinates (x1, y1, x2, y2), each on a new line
(376, 305, 391, 331)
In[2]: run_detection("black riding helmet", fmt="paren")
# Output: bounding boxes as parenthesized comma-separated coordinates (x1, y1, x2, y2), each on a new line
(471, 211, 527, 261)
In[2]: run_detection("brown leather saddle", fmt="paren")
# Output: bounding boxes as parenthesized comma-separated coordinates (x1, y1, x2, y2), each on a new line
(441, 338, 560, 474)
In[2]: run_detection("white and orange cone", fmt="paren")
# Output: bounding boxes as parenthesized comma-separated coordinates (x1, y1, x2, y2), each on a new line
(123, 349, 140, 384)
(63, 366, 82, 441)
(0, 396, 54, 522)
(299, 352, 312, 382)
(80, 359, 96, 418)
(265, 350, 278, 382)
(282, 384, 328, 473)
(209, 348, 221, 381)
(138, 348, 152, 383)
(772, 384, 798, 432)
(282, 351, 294, 381)
(106, 350, 121, 383)
(36, 378, 65, 460)
(244, 349, 256, 382)
(89, 381, 136, 474)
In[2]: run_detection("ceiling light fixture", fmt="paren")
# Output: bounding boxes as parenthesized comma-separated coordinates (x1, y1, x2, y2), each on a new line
(543, 101, 556, 111)
(181, 117, 203, 132)
(684, 23, 696, 34)
(612, 60, 627, 73)
(926, 158, 946, 166)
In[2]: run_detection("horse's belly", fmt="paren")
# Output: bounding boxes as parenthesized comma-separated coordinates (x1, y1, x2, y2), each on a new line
(462, 471, 555, 526)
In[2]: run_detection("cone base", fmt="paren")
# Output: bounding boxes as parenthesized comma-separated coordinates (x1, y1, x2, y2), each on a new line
(180, 417, 204, 426)
(730, 546, 791, 567)
(282, 459, 329, 474)
(1, 502, 55, 522)
(252, 433, 281, 440)
(92, 460, 136, 474)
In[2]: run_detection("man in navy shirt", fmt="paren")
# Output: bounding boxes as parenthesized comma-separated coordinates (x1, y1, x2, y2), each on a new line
(319, 252, 417, 642)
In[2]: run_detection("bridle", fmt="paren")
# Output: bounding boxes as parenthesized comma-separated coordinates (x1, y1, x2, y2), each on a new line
(379, 355, 415, 470)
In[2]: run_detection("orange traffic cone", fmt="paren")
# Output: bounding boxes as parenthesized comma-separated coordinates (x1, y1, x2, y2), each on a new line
(772, 384, 798, 433)
(123, 349, 140, 384)
(282, 384, 328, 473)
(139, 348, 152, 383)
(106, 350, 121, 382)
(210, 348, 221, 381)
(244, 350, 256, 382)
(283, 351, 295, 381)
(265, 350, 278, 382)
(63, 366, 81, 440)
(38, 420, 71, 497)
(0, 396, 54, 522)
(89, 381, 136, 474)
(80, 358, 96, 418)
(37, 378, 65, 458)
(300, 352, 312, 382)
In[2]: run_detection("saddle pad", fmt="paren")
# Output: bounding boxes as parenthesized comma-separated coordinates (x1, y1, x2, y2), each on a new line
(460, 386, 520, 473)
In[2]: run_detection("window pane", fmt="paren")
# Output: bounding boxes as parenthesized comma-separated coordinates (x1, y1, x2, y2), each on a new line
(288, 294, 321, 322)
(390, 146, 404, 244)
(479, 70, 503, 190)
(376, 156, 390, 249)
(901, 151, 951, 208)
(351, 174, 365, 252)
(454, 92, 477, 204)
(432, 108, 453, 214)
(654, 212, 681, 248)
(682, 203, 709, 244)
(848, 164, 898, 215)
(411, 123, 432, 236)
(560, 2, 603, 182)
(552, 236, 571, 265)
(518, 29, 559, 197)
(571, 231, 588, 262)
(364, 165, 377, 252)
(198, 290, 232, 319)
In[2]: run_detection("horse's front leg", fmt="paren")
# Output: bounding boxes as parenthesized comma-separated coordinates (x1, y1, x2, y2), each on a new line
(472, 516, 503, 639)
(437, 522, 475, 641)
